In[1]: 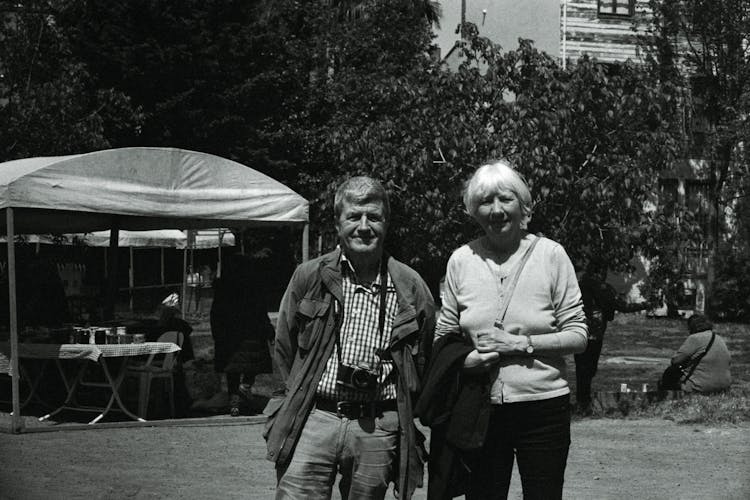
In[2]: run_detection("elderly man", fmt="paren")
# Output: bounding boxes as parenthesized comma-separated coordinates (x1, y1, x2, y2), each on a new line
(263, 176, 436, 500)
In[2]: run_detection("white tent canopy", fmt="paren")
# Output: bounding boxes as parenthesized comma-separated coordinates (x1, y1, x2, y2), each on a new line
(1, 147, 309, 432)
(84, 229, 188, 248)
(0, 147, 307, 233)
(1, 229, 235, 248)
(85, 229, 235, 249)
(180, 229, 235, 250)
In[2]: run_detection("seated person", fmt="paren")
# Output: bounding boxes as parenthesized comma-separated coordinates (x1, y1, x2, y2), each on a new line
(659, 314, 731, 393)
(133, 293, 194, 361)
(155, 301, 194, 362)
(126, 295, 194, 417)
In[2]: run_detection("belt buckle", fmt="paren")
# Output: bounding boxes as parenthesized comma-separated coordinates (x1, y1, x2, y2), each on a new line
(336, 401, 351, 419)
(336, 401, 367, 419)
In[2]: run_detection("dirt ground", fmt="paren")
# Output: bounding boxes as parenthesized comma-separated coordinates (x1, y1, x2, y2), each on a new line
(1, 418, 748, 500)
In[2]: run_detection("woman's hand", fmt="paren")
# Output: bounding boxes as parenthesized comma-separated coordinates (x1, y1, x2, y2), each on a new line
(476, 326, 525, 354)
(463, 349, 500, 373)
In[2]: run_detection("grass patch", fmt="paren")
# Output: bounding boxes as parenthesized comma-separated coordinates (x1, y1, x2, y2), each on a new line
(573, 314, 750, 424)
(185, 310, 750, 423)
(655, 388, 750, 424)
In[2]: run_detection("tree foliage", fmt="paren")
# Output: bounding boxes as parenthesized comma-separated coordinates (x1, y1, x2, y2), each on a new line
(1, 0, 700, 295)
(277, 8, 689, 289)
(58, 1, 284, 165)
(647, 0, 750, 317)
(648, 0, 750, 233)
(0, 0, 143, 161)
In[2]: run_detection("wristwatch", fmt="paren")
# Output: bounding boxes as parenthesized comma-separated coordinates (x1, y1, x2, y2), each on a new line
(525, 335, 534, 354)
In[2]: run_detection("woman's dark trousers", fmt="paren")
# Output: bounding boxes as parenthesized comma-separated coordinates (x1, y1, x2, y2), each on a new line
(465, 394, 571, 500)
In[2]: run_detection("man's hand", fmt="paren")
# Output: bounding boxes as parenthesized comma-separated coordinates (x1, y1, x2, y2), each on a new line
(463, 350, 501, 373)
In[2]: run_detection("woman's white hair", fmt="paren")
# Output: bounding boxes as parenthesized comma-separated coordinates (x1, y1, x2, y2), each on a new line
(463, 159, 533, 228)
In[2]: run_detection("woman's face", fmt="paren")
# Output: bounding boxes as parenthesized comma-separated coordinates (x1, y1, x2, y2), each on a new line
(474, 186, 524, 241)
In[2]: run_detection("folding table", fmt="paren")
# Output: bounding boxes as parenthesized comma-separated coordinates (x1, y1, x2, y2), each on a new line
(0, 342, 180, 424)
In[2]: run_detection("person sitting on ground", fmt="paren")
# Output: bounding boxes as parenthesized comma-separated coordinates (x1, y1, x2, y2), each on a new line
(659, 314, 731, 393)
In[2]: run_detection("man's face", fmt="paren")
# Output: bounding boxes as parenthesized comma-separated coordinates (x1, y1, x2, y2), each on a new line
(336, 198, 387, 259)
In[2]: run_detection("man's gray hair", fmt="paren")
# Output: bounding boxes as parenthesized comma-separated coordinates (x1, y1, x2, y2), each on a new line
(334, 176, 390, 220)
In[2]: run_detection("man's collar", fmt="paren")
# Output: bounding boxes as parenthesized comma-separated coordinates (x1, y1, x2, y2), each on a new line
(340, 251, 389, 287)
(339, 252, 356, 277)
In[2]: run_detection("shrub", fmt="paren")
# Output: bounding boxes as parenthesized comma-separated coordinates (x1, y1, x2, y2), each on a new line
(710, 242, 750, 321)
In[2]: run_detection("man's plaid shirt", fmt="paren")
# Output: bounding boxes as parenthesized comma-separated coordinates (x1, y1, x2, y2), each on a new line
(316, 255, 398, 402)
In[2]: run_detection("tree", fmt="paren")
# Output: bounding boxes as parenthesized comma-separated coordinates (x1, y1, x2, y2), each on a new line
(647, 0, 750, 316)
(0, 0, 143, 161)
(10, 0, 696, 297)
(262, 0, 441, 25)
(282, 11, 691, 291)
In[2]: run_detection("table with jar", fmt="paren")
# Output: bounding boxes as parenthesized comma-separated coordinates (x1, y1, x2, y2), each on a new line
(0, 325, 181, 423)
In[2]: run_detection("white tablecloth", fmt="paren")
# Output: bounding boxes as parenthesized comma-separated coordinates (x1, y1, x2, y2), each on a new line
(0, 342, 180, 375)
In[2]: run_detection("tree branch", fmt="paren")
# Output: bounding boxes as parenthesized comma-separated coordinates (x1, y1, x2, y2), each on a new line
(25, 16, 46, 93)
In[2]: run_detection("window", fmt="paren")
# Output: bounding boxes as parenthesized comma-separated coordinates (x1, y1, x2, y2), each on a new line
(685, 180, 713, 240)
(597, 0, 634, 18)
(658, 179, 679, 218)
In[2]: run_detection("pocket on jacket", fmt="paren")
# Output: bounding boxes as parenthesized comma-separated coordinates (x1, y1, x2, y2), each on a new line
(296, 298, 330, 350)
(391, 317, 419, 344)
(262, 397, 285, 440)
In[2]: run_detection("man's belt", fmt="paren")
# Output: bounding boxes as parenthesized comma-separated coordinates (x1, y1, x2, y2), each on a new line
(314, 397, 398, 419)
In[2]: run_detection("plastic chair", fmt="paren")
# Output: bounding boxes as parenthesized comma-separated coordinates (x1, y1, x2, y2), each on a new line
(124, 330, 184, 419)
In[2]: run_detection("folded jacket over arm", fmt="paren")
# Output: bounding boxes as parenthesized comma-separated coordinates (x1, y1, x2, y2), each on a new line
(414, 332, 492, 500)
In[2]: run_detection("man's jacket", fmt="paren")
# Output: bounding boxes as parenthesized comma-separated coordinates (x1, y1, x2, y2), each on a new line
(263, 248, 436, 500)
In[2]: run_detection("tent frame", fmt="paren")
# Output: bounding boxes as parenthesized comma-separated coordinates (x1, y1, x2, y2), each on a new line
(5, 219, 309, 432)
(2, 147, 309, 433)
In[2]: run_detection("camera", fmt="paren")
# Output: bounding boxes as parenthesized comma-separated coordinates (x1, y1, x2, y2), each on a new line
(336, 362, 379, 392)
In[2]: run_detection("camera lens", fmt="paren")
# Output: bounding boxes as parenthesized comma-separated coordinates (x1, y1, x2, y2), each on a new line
(352, 369, 373, 390)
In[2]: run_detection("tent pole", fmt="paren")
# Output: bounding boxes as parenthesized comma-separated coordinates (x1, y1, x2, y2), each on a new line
(128, 247, 134, 312)
(189, 230, 195, 271)
(7, 208, 23, 433)
(181, 247, 188, 317)
(188, 230, 195, 315)
(302, 223, 310, 262)
(217, 229, 222, 279)
(104, 221, 120, 320)
(160, 248, 165, 285)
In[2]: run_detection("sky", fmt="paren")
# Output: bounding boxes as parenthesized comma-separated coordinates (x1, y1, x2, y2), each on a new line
(432, 0, 560, 58)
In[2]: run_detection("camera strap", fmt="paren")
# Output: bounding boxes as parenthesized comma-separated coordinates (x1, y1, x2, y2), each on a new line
(334, 258, 389, 368)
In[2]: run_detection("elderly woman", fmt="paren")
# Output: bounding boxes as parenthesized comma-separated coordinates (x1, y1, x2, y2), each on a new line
(433, 159, 587, 499)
